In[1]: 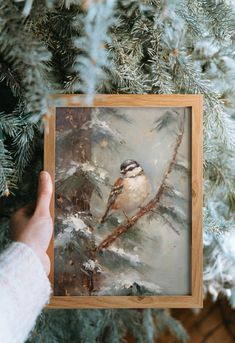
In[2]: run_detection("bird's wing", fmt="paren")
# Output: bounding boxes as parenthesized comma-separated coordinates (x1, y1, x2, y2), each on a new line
(100, 178, 123, 223)
(107, 177, 124, 207)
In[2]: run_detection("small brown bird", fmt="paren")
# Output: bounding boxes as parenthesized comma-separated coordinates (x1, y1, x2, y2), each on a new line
(100, 159, 151, 223)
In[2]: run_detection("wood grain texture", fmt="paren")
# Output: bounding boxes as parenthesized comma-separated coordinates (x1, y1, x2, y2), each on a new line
(49, 94, 202, 108)
(191, 95, 203, 308)
(44, 111, 55, 286)
(157, 298, 235, 343)
(44, 94, 203, 308)
(47, 295, 202, 309)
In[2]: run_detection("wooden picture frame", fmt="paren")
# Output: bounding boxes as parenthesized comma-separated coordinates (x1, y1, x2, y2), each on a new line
(44, 94, 203, 309)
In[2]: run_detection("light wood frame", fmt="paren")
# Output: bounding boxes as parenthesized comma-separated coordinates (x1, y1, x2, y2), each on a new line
(44, 94, 203, 309)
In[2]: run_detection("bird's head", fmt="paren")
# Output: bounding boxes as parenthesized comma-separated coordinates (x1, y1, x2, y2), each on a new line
(120, 159, 143, 178)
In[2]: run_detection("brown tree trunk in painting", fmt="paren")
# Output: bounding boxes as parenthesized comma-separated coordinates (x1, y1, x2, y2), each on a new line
(55, 107, 93, 213)
(55, 107, 101, 296)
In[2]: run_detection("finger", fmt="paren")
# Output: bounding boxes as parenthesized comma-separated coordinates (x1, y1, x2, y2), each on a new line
(35, 171, 53, 217)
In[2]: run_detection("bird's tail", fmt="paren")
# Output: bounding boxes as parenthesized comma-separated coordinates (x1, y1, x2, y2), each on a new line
(100, 207, 110, 224)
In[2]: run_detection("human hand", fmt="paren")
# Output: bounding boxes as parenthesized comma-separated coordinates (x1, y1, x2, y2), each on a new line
(11, 171, 53, 276)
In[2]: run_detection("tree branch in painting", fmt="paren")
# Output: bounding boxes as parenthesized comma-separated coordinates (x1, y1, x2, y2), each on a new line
(97, 114, 185, 251)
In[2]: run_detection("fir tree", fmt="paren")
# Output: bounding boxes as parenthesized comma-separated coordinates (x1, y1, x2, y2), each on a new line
(0, 0, 235, 341)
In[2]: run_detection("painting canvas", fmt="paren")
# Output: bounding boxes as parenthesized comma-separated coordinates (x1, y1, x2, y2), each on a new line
(53, 105, 192, 298)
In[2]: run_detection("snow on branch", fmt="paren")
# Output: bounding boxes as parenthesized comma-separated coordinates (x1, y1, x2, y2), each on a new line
(97, 280, 162, 296)
(56, 161, 109, 199)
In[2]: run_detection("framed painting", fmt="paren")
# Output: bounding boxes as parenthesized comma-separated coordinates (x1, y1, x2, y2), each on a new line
(44, 94, 203, 308)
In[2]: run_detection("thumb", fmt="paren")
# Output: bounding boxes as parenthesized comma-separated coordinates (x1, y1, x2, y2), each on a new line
(35, 171, 53, 217)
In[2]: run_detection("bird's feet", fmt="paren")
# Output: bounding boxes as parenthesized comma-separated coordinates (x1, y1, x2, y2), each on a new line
(122, 211, 133, 225)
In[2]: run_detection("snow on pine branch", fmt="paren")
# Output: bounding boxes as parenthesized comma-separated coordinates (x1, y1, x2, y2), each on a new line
(204, 230, 235, 304)
(97, 279, 162, 296)
(163, 184, 187, 204)
(151, 1, 235, 150)
(149, 47, 176, 94)
(174, 54, 235, 149)
(0, 1, 51, 122)
(98, 246, 143, 270)
(0, 139, 15, 196)
(56, 108, 127, 151)
(203, 199, 235, 304)
(173, 160, 189, 175)
(151, 110, 182, 133)
(56, 161, 109, 199)
(72, 0, 116, 103)
(55, 214, 93, 247)
(203, 207, 231, 237)
(83, 259, 102, 273)
(95, 107, 132, 123)
(158, 204, 188, 229)
(80, 109, 126, 148)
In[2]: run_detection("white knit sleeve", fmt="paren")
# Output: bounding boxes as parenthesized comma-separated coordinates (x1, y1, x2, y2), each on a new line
(0, 242, 51, 343)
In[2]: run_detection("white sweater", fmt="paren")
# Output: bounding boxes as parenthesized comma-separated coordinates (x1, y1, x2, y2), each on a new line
(0, 242, 51, 343)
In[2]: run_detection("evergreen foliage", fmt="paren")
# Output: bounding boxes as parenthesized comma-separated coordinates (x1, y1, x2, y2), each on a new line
(0, 0, 235, 341)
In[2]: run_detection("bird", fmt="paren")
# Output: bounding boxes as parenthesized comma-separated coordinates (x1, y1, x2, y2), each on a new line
(100, 159, 151, 223)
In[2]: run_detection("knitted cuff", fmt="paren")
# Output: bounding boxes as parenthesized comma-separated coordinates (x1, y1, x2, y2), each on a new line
(0, 242, 51, 343)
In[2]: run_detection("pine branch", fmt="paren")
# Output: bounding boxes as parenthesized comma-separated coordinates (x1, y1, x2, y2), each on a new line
(12, 119, 37, 180)
(80, 110, 126, 149)
(72, 0, 116, 102)
(199, 0, 235, 43)
(98, 246, 143, 270)
(163, 183, 187, 203)
(0, 139, 15, 196)
(97, 280, 161, 296)
(0, 57, 21, 97)
(174, 53, 235, 149)
(97, 114, 185, 251)
(154, 210, 180, 236)
(97, 107, 132, 123)
(173, 160, 189, 174)
(158, 204, 188, 229)
(148, 30, 176, 94)
(21, 0, 54, 17)
(108, 17, 150, 93)
(0, 1, 51, 122)
(0, 112, 19, 136)
(0, 110, 37, 191)
(30, 2, 79, 90)
(56, 161, 109, 200)
(176, 1, 205, 39)
(149, 50, 176, 94)
(153, 309, 189, 342)
(151, 110, 177, 131)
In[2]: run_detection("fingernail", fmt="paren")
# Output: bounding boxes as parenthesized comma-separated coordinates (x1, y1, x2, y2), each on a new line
(40, 171, 49, 181)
